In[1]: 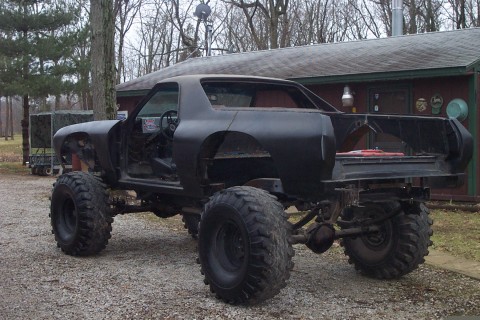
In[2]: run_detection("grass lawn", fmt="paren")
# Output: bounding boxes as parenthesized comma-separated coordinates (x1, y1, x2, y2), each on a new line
(0, 134, 29, 174)
(0, 134, 23, 160)
(430, 209, 480, 262)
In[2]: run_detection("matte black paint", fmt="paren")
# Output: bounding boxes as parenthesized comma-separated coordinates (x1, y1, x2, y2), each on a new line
(53, 75, 473, 201)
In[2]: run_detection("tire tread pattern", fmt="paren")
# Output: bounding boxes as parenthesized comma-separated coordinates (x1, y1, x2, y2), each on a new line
(50, 172, 113, 256)
(342, 201, 432, 279)
(199, 186, 294, 305)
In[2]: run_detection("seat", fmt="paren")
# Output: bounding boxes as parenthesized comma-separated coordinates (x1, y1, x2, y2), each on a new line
(150, 157, 177, 178)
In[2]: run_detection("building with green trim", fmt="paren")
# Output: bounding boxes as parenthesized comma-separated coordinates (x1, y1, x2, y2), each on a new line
(116, 28, 480, 201)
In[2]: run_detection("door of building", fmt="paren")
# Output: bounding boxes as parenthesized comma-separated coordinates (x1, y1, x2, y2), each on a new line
(368, 86, 410, 153)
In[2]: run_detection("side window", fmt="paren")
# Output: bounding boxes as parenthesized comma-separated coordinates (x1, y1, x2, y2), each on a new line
(202, 82, 254, 108)
(137, 83, 179, 117)
(135, 83, 179, 134)
(201, 81, 326, 110)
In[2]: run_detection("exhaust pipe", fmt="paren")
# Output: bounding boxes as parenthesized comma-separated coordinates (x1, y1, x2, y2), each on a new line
(392, 0, 403, 36)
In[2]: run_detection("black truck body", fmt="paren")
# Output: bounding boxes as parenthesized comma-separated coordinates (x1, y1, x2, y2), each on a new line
(53, 75, 472, 200)
(50, 75, 473, 305)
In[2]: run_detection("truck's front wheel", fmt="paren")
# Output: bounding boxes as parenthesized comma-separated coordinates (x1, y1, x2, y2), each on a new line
(198, 186, 294, 304)
(341, 201, 432, 279)
(50, 172, 113, 256)
(182, 213, 200, 239)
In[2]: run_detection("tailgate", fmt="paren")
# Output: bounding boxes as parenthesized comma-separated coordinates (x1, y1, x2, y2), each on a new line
(331, 153, 451, 182)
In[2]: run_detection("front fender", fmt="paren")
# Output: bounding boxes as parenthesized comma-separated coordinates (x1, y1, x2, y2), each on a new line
(53, 120, 121, 179)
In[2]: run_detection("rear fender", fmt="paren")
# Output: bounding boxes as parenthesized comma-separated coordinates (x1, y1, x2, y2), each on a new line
(197, 131, 278, 188)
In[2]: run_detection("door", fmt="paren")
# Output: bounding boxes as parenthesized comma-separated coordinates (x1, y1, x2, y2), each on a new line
(368, 86, 410, 153)
(125, 82, 180, 180)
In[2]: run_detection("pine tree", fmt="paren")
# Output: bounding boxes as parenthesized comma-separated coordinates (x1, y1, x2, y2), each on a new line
(0, 0, 78, 164)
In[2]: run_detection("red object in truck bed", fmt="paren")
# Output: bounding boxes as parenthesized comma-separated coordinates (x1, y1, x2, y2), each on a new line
(336, 149, 405, 157)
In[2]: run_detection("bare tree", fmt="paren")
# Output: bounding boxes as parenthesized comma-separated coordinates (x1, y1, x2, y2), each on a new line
(222, 0, 290, 49)
(445, 0, 479, 28)
(171, 0, 202, 60)
(130, 1, 175, 75)
(470, 0, 480, 26)
(457, 0, 467, 28)
(215, 2, 259, 51)
(114, 0, 142, 84)
(113, 0, 479, 82)
(419, 0, 442, 32)
(289, 0, 332, 44)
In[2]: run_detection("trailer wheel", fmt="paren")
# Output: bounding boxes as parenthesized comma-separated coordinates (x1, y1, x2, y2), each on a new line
(341, 201, 432, 279)
(50, 172, 113, 256)
(198, 186, 294, 305)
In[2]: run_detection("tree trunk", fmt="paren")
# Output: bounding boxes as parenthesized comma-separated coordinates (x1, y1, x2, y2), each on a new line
(0, 97, 3, 138)
(4, 97, 9, 141)
(458, 0, 466, 28)
(21, 26, 30, 163)
(90, 0, 116, 120)
(9, 98, 13, 140)
(21, 95, 29, 164)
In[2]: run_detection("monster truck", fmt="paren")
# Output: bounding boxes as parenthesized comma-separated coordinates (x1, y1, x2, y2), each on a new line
(50, 75, 472, 304)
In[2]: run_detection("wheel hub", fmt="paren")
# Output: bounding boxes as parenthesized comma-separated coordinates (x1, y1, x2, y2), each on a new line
(217, 222, 245, 269)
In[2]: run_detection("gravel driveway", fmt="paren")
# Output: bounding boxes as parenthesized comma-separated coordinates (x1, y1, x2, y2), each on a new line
(1, 173, 479, 319)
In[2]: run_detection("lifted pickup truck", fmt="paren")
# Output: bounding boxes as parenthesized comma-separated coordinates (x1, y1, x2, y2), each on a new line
(50, 75, 472, 304)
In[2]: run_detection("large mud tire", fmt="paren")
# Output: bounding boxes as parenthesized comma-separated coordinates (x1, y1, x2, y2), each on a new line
(198, 186, 294, 305)
(50, 172, 113, 256)
(341, 201, 432, 279)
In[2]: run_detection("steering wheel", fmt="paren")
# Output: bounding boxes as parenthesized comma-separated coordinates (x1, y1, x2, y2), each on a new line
(160, 110, 179, 141)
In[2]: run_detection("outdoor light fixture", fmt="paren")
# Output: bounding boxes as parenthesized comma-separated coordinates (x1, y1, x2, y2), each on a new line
(342, 85, 354, 109)
(194, 3, 213, 56)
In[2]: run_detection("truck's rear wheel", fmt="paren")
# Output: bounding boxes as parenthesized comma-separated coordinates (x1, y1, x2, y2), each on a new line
(341, 201, 432, 279)
(50, 172, 113, 256)
(198, 186, 294, 304)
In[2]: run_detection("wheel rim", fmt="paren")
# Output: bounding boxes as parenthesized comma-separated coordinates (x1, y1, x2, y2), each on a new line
(362, 224, 390, 249)
(216, 221, 245, 271)
(205, 214, 248, 287)
(56, 196, 77, 242)
(361, 213, 392, 250)
(345, 206, 395, 265)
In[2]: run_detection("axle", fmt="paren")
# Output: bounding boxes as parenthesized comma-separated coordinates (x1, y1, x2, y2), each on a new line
(291, 224, 381, 253)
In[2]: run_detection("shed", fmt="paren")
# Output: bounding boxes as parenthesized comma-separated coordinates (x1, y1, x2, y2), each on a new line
(116, 28, 480, 201)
